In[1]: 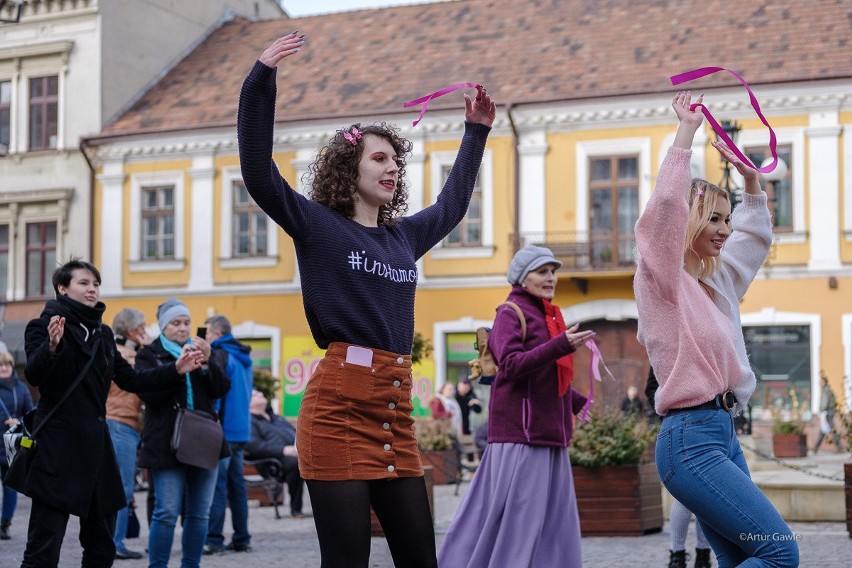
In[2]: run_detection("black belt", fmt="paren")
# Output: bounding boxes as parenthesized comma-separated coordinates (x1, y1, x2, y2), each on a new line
(678, 391, 736, 412)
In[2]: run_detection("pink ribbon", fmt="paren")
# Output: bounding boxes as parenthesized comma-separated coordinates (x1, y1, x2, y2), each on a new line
(669, 67, 779, 173)
(578, 339, 614, 422)
(403, 82, 481, 127)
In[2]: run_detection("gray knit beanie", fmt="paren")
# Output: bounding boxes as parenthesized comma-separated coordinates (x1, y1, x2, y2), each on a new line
(507, 245, 562, 285)
(157, 296, 190, 331)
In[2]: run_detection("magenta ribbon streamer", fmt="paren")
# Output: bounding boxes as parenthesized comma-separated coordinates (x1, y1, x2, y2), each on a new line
(578, 339, 614, 422)
(403, 82, 481, 127)
(669, 66, 779, 173)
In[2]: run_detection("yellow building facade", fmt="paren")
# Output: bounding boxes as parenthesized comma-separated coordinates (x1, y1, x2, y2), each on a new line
(87, 73, 852, 424)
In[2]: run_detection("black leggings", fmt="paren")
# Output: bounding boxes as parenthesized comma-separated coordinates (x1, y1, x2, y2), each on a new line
(306, 477, 437, 568)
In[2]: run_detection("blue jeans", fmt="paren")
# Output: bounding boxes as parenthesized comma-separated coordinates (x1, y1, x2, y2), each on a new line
(0, 462, 16, 521)
(206, 441, 250, 547)
(107, 420, 139, 552)
(149, 465, 218, 568)
(656, 407, 799, 567)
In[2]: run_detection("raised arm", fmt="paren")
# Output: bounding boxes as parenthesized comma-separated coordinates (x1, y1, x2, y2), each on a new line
(634, 92, 702, 301)
(402, 88, 494, 257)
(238, 32, 313, 241)
(709, 141, 772, 298)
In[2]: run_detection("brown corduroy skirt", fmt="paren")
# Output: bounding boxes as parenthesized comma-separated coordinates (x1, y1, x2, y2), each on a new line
(296, 342, 424, 481)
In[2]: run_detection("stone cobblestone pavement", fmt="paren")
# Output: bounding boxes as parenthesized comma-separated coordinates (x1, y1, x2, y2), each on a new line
(2, 482, 849, 567)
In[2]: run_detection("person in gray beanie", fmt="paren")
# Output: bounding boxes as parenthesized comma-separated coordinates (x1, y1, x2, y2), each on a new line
(136, 297, 230, 567)
(157, 297, 191, 335)
(507, 245, 563, 286)
(440, 245, 595, 567)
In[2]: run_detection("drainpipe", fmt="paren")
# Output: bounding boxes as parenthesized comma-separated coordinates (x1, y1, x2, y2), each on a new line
(505, 102, 521, 253)
(79, 137, 96, 262)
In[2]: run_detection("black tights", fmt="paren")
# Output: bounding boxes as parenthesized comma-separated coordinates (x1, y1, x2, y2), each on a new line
(306, 477, 437, 568)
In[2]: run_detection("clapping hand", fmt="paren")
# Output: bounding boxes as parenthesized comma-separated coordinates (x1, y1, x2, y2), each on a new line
(260, 31, 306, 69)
(48, 315, 65, 352)
(175, 345, 204, 374)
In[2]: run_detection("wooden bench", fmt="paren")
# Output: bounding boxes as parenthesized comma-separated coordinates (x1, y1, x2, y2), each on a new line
(244, 458, 284, 519)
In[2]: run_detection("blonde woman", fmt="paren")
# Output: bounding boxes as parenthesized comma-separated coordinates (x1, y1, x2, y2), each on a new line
(634, 92, 798, 566)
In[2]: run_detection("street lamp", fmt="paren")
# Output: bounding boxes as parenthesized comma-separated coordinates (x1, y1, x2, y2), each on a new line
(716, 120, 742, 207)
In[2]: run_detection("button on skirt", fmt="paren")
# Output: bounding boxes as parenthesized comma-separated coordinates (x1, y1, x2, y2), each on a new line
(296, 342, 424, 480)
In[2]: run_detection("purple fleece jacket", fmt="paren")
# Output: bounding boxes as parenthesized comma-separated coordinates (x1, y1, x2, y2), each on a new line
(486, 287, 587, 447)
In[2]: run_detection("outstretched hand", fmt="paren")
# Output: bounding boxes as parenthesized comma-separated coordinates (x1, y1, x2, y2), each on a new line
(464, 86, 496, 127)
(672, 91, 704, 129)
(564, 323, 597, 349)
(672, 91, 704, 149)
(259, 32, 306, 69)
(712, 140, 758, 183)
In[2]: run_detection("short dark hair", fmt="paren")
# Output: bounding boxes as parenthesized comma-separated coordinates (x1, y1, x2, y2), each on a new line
(52, 258, 102, 295)
(204, 314, 231, 336)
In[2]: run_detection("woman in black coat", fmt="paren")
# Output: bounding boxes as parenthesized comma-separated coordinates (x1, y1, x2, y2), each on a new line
(135, 296, 230, 568)
(21, 260, 203, 567)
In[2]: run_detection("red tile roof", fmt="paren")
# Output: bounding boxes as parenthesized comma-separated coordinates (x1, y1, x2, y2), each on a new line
(98, 0, 852, 137)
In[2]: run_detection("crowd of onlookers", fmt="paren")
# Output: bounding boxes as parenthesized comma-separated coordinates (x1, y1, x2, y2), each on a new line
(0, 271, 304, 565)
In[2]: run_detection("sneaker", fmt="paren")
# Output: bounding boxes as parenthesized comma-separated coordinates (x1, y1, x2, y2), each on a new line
(226, 542, 252, 553)
(291, 510, 306, 519)
(114, 549, 144, 560)
(203, 543, 227, 555)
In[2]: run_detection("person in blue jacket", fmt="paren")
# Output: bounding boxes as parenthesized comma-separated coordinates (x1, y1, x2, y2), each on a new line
(203, 314, 254, 554)
(0, 349, 34, 540)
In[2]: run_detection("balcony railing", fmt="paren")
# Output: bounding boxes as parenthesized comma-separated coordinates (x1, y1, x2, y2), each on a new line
(513, 231, 637, 273)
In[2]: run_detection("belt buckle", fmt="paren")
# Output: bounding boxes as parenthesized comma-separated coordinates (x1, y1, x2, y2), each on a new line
(721, 390, 735, 411)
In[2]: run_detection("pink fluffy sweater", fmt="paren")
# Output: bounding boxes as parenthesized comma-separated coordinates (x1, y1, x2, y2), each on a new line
(634, 147, 772, 415)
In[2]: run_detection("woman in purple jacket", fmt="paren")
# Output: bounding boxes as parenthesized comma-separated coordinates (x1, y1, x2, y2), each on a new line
(438, 245, 596, 568)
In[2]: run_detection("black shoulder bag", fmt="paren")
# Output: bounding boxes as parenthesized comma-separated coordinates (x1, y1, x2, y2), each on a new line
(3, 344, 99, 494)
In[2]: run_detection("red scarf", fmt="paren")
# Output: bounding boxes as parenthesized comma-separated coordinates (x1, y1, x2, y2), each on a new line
(543, 299, 574, 397)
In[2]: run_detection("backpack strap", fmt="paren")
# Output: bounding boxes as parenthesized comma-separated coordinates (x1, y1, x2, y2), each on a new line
(500, 301, 527, 342)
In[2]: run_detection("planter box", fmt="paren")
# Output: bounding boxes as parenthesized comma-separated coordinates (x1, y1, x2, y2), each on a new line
(371, 466, 434, 536)
(772, 433, 807, 458)
(418, 449, 458, 485)
(573, 462, 663, 536)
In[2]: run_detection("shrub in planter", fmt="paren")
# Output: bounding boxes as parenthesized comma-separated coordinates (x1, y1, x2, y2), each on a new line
(570, 409, 663, 536)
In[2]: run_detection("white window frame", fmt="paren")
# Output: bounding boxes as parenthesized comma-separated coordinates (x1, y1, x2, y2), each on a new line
(129, 171, 185, 272)
(219, 167, 277, 268)
(428, 148, 494, 259)
(741, 308, 821, 415)
(0, 40, 71, 155)
(732, 127, 806, 244)
(577, 138, 652, 237)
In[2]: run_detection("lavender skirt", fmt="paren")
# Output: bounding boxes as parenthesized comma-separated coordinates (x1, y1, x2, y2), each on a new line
(438, 443, 582, 568)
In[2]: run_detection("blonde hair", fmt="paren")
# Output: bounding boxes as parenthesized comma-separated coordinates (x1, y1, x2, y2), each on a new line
(685, 178, 730, 280)
(0, 351, 14, 366)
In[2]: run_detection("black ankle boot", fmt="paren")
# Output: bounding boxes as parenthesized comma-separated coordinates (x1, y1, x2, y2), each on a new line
(0, 519, 10, 540)
(668, 549, 687, 568)
(694, 548, 712, 568)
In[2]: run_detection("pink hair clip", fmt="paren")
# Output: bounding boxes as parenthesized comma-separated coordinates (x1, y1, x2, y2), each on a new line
(694, 188, 704, 197)
(343, 127, 362, 146)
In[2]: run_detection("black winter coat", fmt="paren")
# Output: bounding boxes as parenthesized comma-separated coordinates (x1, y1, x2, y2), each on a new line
(245, 412, 296, 460)
(23, 297, 183, 518)
(136, 339, 230, 469)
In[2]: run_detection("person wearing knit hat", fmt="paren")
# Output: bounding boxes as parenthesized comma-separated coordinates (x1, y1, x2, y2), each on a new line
(136, 297, 230, 568)
(440, 246, 595, 568)
(506, 245, 562, 286)
(157, 297, 191, 334)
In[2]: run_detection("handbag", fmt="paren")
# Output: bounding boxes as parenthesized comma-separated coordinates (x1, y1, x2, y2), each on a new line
(170, 407, 223, 470)
(3, 345, 99, 494)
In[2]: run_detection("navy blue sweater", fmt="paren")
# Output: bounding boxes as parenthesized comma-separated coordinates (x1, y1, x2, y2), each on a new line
(238, 61, 490, 355)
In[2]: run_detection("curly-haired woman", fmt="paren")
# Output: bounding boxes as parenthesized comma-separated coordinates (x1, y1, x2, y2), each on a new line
(237, 32, 495, 568)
